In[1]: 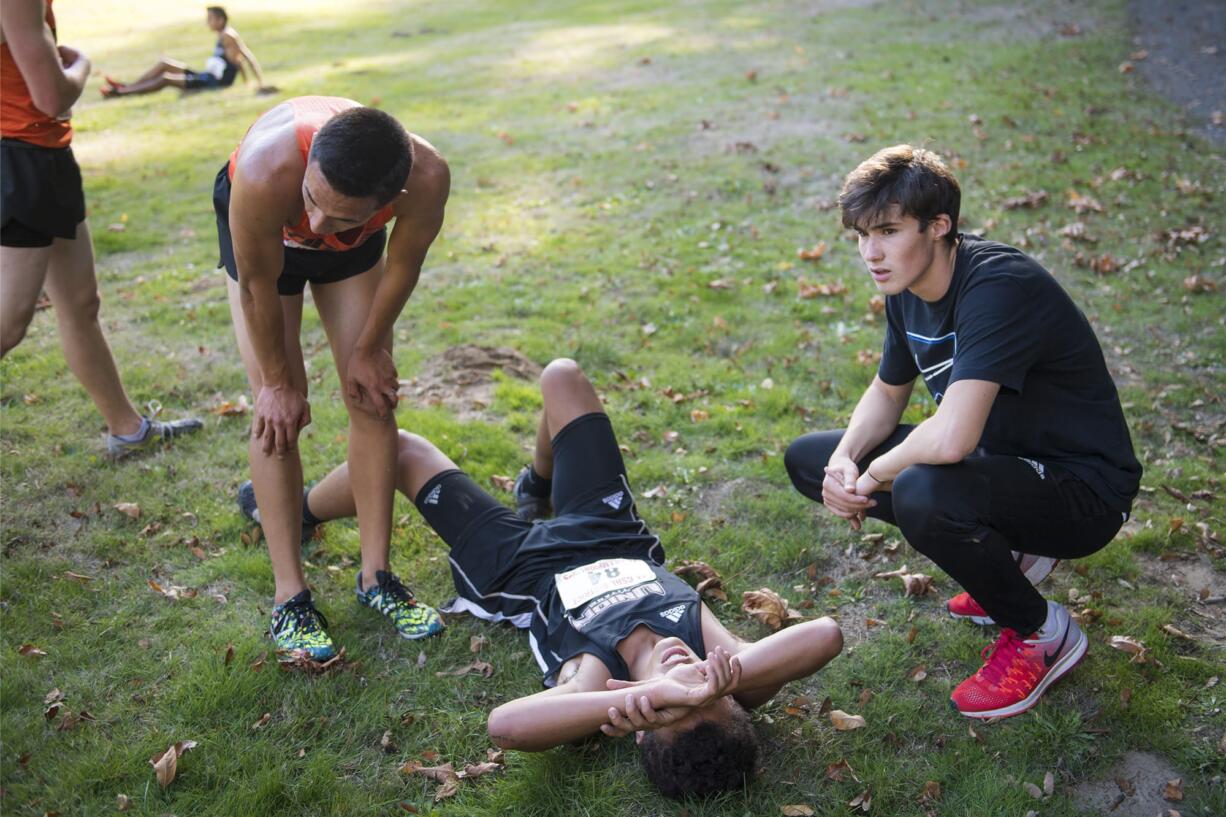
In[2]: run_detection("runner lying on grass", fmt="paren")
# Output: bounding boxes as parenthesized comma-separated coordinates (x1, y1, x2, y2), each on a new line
(240, 357, 843, 798)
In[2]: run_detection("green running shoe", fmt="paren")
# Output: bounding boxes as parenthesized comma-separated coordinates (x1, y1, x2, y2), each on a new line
(106, 414, 203, 458)
(356, 570, 444, 640)
(269, 589, 337, 661)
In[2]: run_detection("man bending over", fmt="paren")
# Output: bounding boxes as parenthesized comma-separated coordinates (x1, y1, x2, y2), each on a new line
(218, 96, 449, 659)
(242, 358, 844, 797)
(785, 145, 1141, 720)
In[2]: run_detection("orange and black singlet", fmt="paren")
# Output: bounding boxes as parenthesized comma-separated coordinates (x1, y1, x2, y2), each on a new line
(228, 96, 395, 251)
(0, 0, 73, 148)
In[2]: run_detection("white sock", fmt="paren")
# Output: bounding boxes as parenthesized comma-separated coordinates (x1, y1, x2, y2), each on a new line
(1036, 601, 1062, 639)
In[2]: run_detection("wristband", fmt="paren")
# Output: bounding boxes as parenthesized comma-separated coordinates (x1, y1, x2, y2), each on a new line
(866, 468, 885, 484)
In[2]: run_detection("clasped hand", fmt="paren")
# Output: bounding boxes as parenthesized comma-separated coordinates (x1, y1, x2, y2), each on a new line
(599, 646, 742, 738)
(821, 455, 884, 531)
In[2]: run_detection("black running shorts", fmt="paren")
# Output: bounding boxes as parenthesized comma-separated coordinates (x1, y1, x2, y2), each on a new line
(212, 163, 386, 296)
(414, 413, 663, 676)
(1, 138, 86, 248)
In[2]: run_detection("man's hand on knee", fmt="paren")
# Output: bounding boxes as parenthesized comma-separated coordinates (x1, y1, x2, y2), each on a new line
(345, 346, 399, 419)
(253, 383, 310, 456)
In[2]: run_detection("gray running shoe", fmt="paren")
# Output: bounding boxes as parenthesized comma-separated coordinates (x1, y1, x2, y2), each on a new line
(512, 466, 552, 521)
(237, 480, 318, 546)
(105, 414, 203, 458)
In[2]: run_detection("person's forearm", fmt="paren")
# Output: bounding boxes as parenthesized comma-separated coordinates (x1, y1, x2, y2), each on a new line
(489, 687, 661, 751)
(59, 56, 89, 107)
(354, 264, 417, 352)
(239, 277, 293, 386)
(243, 49, 265, 84)
(731, 618, 842, 709)
(832, 381, 908, 463)
(863, 412, 964, 481)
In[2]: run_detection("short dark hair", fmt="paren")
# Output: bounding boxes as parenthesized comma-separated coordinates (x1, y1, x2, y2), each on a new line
(639, 708, 759, 799)
(310, 108, 413, 206)
(206, 6, 227, 23)
(840, 144, 961, 246)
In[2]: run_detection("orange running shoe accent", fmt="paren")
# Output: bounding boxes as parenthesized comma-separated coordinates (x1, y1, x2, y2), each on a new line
(0, 0, 72, 148)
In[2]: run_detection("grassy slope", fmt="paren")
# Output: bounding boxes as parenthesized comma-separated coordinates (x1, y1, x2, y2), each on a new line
(1, 0, 1223, 815)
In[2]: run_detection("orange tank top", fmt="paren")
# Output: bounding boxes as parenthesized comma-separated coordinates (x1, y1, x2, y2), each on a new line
(0, 0, 73, 148)
(228, 96, 395, 252)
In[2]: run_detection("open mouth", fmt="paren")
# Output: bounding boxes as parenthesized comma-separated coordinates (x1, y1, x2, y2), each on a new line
(659, 645, 692, 666)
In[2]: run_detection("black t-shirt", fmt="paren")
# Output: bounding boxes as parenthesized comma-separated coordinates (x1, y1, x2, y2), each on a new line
(518, 509, 705, 684)
(878, 236, 1141, 510)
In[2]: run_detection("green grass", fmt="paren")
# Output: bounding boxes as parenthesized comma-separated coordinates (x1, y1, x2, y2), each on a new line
(2, 0, 1224, 815)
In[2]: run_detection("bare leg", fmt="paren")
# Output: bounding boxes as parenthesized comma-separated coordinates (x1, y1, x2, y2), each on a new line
(306, 429, 458, 522)
(132, 58, 186, 83)
(40, 221, 142, 435)
(0, 243, 53, 358)
(227, 275, 309, 604)
(311, 260, 397, 592)
(113, 72, 189, 97)
(533, 358, 605, 470)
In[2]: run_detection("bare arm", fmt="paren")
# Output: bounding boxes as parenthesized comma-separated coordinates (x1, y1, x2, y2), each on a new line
(229, 161, 310, 454)
(822, 376, 913, 528)
(854, 378, 999, 494)
(1, 0, 89, 116)
(702, 611, 843, 709)
(487, 658, 617, 751)
(224, 30, 265, 86)
(344, 156, 449, 417)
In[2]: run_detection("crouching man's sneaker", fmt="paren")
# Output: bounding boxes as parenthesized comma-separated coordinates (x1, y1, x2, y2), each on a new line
(270, 589, 337, 661)
(946, 553, 1060, 625)
(951, 601, 1086, 720)
(237, 480, 318, 546)
(512, 466, 552, 521)
(356, 570, 444, 640)
(106, 414, 203, 458)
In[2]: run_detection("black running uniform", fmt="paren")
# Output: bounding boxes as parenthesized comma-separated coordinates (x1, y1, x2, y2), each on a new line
(416, 413, 706, 685)
(184, 38, 239, 90)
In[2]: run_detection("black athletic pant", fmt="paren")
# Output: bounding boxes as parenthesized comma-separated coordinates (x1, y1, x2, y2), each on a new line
(784, 427, 1127, 633)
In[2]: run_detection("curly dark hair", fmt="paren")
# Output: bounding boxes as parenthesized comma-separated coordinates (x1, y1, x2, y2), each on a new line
(639, 708, 759, 799)
(310, 107, 413, 207)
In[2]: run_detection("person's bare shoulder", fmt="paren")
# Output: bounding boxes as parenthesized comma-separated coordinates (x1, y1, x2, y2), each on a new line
(395, 133, 450, 216)
(229, 103, 302, 224)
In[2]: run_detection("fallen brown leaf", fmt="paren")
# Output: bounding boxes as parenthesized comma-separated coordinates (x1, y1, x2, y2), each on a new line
(116, 793, 131, 811)
(1002, 190, 1048, 209)
(908, 664, 928, 682)
(797, 241, 828, 261)
(828, 709, 867, 730)
(1163, 778, 1183, 801)
(435, 660, 494, 678)
(919, 780, 941, 803)
(1107, 635, 1149, 663)
(489, 475, 515, 492)
(114, 502, 141, 519)
(460, 761, 502, 778)
(742, 588, 804, 631)
(18, 643, 47, 658)
(276, 647, 347, 675)
(212, 396, 250, 416)
(470, 635, 489, 653)
(381, 730, 398, 754)
(781, 806, 814, 816)
(848, 785, 872, 812)
(826, 759, 857, 782)
(673, 560, 728, 602)
(149, 740, 197, 788)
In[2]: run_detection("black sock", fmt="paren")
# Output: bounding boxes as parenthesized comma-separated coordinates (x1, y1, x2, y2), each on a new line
(521, 466, 552, 497)
(302, 488, 324, 526)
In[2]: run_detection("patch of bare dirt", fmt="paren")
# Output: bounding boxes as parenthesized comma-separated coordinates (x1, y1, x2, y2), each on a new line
(1131, 0, 1226, 145)
(1072, 751, 1188, 816)
(399, 345, 541, 422)
(1135, 550, 1226, 646)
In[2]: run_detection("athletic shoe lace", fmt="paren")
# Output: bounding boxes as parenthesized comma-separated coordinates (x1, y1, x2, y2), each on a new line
(977, 628, 1027, 686)
(378, 574, 416, 606)
(276, 597, 329, 635)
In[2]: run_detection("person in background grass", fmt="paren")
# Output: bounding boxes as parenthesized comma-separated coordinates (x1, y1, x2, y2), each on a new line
(239, 358, 844, 798)
(785, 145, 1141, 720)
(219, 95, 449, 660)
(101, 6, 270, 98)
(0, 0, 203, 456)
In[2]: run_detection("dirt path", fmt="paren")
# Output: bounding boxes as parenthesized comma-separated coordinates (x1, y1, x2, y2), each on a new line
(1130, 0, 1225, 146)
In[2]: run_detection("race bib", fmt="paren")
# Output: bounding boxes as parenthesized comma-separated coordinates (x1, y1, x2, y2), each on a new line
(555, 558, 657, 610)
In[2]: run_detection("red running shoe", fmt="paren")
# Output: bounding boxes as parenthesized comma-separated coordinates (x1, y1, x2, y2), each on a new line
(951, 603, 1087, 719)
(946, 553, 1061, 625)
(946, 592, 994, 625)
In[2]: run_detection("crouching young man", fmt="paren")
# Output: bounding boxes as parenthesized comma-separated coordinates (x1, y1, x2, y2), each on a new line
(245, 358, 843, 797)
(785, 145, 1141, 720)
